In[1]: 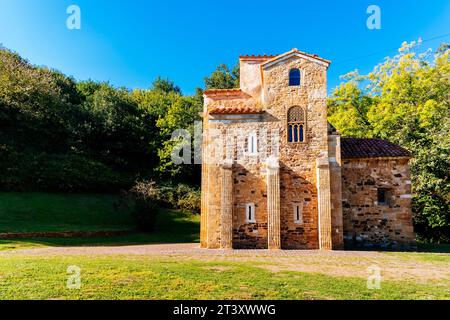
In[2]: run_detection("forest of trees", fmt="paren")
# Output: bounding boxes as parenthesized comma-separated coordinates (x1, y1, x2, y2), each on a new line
(0, 43, 448, 242)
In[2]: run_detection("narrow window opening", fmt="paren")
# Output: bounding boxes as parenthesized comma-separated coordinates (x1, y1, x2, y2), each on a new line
(247, 133, 258, 155)
(246, 203, 256, 223)
(289, 69, 301, 86)
(293, 204, 303, 224)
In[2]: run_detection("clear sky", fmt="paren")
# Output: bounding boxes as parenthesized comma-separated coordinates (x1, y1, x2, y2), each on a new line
(0, 0, 449, 95)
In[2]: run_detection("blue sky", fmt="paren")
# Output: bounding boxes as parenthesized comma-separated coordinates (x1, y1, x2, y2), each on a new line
(0, 0, 449, 95)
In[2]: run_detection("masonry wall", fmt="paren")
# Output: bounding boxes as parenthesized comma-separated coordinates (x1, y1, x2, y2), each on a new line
(341, 158, 416, 249)
(262, 56, 329, 249)
(202, 54, 333, 250)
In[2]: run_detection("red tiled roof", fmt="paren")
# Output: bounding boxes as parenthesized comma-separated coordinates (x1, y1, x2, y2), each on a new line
(209, 107, 263, 115)
(240, 54, 278, 60)
(203, 89, 243, 97)
(341, 138, 412, 159)
(261, 48, 331, 67)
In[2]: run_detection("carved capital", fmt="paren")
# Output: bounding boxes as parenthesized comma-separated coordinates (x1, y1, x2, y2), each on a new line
(221, 158, 234, 170)
(266, 156, 280, 172)
(316, 157, 330, 169)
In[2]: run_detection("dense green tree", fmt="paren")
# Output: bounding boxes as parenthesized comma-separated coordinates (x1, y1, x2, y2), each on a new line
(156, 95, 202, 182)
(204, 63, 240, 90)
(328, 42, 450, 242)
(151, 76, 182, 95)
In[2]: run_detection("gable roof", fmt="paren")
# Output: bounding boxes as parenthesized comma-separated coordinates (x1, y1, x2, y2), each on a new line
(341, 138, 412, 159)
(261, 48, 331, 69)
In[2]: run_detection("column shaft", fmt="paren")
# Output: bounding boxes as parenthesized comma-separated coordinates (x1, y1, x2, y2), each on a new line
(220, 161, 233, 249)
(267, 158, 281, 250)
(317, 158, 333, 250)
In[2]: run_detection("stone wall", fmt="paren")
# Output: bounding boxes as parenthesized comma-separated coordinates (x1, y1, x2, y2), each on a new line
(262, 55, 329, 250)
(201, 54, 332, 249)
(341, 158, 416, 250)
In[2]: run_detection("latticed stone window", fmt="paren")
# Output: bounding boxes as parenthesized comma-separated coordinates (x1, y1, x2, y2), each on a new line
(287, 106, 306, 143)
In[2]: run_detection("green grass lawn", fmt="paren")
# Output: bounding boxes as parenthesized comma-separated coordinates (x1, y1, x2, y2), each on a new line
(0, 192, 448, 300)
(0, 193, 134, 233)
(0, 254, 448, 300)
(0, 192, 200, 250)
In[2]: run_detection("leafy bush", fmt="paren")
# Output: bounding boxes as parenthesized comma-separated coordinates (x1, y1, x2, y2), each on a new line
(117, 186, 160, 232)
(177, 188, 201, 213)
(126, 181, 201, 214)
(132, 199, 160, 232)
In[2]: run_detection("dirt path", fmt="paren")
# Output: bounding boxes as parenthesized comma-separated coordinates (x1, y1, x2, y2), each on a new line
(1, 243, 449, 283)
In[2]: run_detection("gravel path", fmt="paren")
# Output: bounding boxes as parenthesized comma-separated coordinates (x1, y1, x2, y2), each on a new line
(0, 243, 387, 257)
(1, 243, 448, 282)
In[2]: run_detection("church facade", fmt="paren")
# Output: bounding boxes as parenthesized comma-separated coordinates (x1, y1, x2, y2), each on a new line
(200, 49, 415, 250)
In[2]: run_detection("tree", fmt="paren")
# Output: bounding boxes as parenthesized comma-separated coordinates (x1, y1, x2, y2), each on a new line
(204, 63, 240, 90)
(151, 76, 182, 95)
(328, 41, 450, 242)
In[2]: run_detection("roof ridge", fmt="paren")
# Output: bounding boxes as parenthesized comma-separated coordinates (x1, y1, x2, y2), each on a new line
(240, 54, 278, 59)
(261, 49, 331, 67)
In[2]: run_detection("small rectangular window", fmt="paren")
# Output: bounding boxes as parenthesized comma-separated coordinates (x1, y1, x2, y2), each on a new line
(246, 203, 256, 223)
(377, 188, 390, 206)
(293, 203, 303, 224)
(247, 133, 258, 155)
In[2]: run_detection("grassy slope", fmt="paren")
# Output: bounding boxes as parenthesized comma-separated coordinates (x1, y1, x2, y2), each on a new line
(0, 193, 134, 233)
(0, 192, 200, 251)
(0, 255, 448, 300)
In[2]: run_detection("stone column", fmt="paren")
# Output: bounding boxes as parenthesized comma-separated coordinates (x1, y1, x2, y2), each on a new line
(266, 157, 281, 250)
(220, 159, 234, 249)
(316, 158, 333, 250)
(200, 141, 208, 249)
(328, 134, 344, 250)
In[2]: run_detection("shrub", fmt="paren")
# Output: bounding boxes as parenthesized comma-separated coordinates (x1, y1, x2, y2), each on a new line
(117, 185, 160, 232)
(177, 189, 201, 213)
(131, 197, 160, 232)
(125, 181, 201, 214)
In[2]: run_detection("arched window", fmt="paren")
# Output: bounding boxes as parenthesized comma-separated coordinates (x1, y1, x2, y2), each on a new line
(289, 69, 301, 86)
(288, 106, 306, 143)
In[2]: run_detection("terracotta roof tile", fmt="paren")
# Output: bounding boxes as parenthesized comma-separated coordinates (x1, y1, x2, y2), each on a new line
(209, 107, 263, 115)
(341, 138, 412, 159)
(240, 54, 278, 60)
(262, 48, 331, 67)
(203, 89, 243, 97)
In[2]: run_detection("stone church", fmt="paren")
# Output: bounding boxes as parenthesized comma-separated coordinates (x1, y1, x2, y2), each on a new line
(200, 49, 415, 250)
